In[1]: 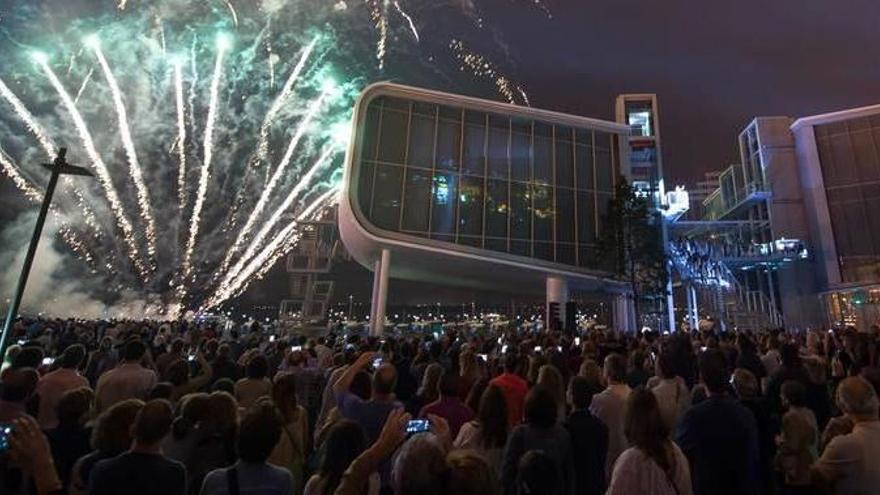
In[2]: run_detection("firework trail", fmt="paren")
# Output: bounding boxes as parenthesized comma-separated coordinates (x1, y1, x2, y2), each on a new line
(90, 38, 158, 260)
(177, 35, 230, 308)
(221, 146, 337, 291)
(174, 62, 188, 213)
(450, 39, 530, 105)
(0, 0, 535, 315)
(35, 56, 149, 279)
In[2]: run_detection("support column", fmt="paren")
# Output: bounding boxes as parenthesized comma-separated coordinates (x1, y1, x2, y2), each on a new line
(369, 249, 391, 337)
(686, 283, 699, 332)
(613, 293, 636, 333)
(661, 216, 676, 333)
(546, 276, 569, 331)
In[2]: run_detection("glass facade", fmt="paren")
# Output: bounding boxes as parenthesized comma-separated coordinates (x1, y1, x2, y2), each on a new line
(815, 115, 880, 284)
(354, 95, 623, 270)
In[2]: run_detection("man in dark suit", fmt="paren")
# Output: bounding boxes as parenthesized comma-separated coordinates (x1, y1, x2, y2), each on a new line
(564, 375, 609, 495)
(676, 349, 760, 495)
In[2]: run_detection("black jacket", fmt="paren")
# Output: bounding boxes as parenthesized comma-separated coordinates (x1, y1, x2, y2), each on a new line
(564, 409, 609, 495)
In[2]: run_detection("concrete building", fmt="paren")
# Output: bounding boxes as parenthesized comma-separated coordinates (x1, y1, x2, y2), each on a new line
(678, 103, 880, 331)
(338, 83, 636, 335)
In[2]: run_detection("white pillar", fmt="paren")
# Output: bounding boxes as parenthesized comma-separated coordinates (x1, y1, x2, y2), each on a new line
(546, 276, 569, 331)
(613, 293, 636, 333)
(661, 217, 676, 333)
(370, 249, 391, 336)
(686, 283, 699, 331)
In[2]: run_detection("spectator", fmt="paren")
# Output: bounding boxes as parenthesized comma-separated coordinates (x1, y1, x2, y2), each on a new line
(564, 376, 608, 495)
(156, 339, 186, 380)
(7, 415, 64, 495)
(536, 364, 566, 423)
(36, 344, 90, 429)
(490, 353, 529, 427)
(607, 388, 692, 495)
(211, 344, 241, 384)
(421, 369, 474, 438)
(186, 392, 240, 494)
(392, 432, 449, 495)
(201, 401, 293, 495)
(235, 355, 272, 410)
(454, 384, 508, 474)
(162, 393, 211, 467)
(269, 374, 309, 494)
(333, 351, 402, 444)
(766, 344, 811, 416)
(167, 353, 214, 403)
(304, 419, 378, 495)
(676, 349, 760, 495)
(0, 367, 39, 422)
(776, 380, 818, 494)
(515, 450, 562, 495)
(501, 386, 574, 495)
(811, 376, 880, 494)
(84, 337, 118, 385)
(589, 353, 632, 475)
(732, 368, 777, 495)
(95, 340, 158, 411)
(332, 409, 412, 495)
(407, 363, 443, 416)
(627, 350, 651, 389)
(647, 350, 691, 432)
(577, 358, 604, 398)
(735, 336, 766, 384)
(69, 398, 144, 495)
(447, 449, 499, 495)
(89, 399, 186, 495)
(45, 387, 94, 492)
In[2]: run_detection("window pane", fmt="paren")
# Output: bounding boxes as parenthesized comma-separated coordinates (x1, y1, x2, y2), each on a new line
(408, 104, 435, 169)
(534, 242, 553, 261)
(556, 187, 575, 243)
(486, 179, 508, 241)
(511, 119, 531, 181)
(371, 164, 403, 230)
(361, 102, 382, 161)
(510, 182, 530, 240)
(463, 111, 486, 176)
(436, 106, 461, 171)
(575, 130, 594, 191)
(457, 175, 484, 239)
(534, 123, 553, 184)
(557, 243, 575, 266)
(577, 190, 596, 244)
(431, 172, 457, 242)
(511, 240, 530, 257)
(596, 148, 613, 192)
(533, 184, 553, 243)
(488, 115, 510, 179)
(357, 160, 375, 217)
(556, 127, 574, 189)
(377, 104, 408, 164)
(401, 168, 432, 234)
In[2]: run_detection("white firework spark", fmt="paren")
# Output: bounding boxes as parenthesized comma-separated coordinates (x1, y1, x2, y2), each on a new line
(36, 57, 149, 278)
(173, 61, 188, 213)
(90, 38, 158, 260)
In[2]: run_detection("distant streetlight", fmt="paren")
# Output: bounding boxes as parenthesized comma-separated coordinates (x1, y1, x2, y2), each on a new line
(1, 149, 93, 357)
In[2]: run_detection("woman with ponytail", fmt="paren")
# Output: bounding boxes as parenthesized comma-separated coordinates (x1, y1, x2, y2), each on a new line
(606, 388, 693, 495)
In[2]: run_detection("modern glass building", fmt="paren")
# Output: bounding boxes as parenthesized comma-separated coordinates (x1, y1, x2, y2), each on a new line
(339, 83, 634, 334)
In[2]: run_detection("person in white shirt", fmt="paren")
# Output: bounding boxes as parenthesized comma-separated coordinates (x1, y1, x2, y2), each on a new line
(812, 376, 880, 495)
(95, 340, 157, 412)
(647, 351, 691, 433)
(36, 344, 90, 429)
(590, 353, 632, 476)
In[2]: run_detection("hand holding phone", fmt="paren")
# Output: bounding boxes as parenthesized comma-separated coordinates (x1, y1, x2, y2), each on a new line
(0, 424, 12, 454)
(406, 419, 430, 435)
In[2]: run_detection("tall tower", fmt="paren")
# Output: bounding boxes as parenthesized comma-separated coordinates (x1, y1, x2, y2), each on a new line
(615, 94, 675, 332)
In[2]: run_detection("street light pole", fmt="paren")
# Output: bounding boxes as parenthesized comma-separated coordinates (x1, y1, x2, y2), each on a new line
(0, 148, 93, 357)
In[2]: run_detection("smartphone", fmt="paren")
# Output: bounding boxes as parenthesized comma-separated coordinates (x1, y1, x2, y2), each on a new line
(269, 335, 276, 343)
(700, 346, 708, 352)
(41, 357, 55, 366)
(534, 346, 542, 352)
(406, 419, 430, 434)
(501, 344, 508, 354)
(187, 354, 196, 362)
(372, 357, 384, 368)
(477, 354, 488, 362)
(291, 345, 303, 352)
(557, 346, 563, 352)
(0, 424, 12, 454)
(574, 337, 581, 346)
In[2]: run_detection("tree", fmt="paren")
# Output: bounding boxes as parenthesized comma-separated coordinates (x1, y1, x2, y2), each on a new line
(598, 177, 668, 328)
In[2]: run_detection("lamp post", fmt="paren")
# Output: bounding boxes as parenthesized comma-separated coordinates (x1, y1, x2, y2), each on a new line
(0, 148, 93, 357)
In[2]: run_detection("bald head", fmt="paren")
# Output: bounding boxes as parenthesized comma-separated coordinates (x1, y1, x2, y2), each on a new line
(837, 376, 880, 420)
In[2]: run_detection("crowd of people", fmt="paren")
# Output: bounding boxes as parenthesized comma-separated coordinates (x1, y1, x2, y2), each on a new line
(1, 316, 879, 495)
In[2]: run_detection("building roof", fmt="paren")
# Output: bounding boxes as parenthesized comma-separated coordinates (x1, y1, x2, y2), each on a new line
(790, 103, 880, 131)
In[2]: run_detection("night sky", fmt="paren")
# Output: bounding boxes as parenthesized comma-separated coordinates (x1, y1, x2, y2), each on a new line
(244, 0, 880, 309)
